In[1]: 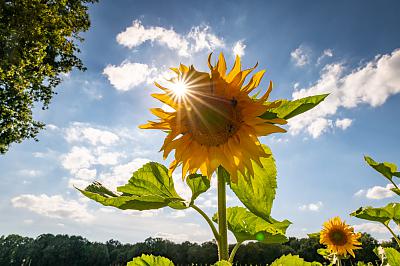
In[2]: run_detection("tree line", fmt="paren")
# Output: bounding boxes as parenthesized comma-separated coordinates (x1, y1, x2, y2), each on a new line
(0, 233, 397, 266)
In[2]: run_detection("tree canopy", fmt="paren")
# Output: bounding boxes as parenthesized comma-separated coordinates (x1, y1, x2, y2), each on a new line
(0, 0, 97, 153)
(0, 233, 383, 266)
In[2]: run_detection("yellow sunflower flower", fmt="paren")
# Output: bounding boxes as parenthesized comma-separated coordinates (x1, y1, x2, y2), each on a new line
(320, 216, 362, 257)
(140, 53, 287, 182)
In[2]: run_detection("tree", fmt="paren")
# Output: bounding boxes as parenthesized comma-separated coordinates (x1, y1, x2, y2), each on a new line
(0, 0, 97, 153)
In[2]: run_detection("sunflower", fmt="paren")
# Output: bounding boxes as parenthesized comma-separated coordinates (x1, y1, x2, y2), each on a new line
(140, 53, 287, 182)
(320, 217, 362, 257)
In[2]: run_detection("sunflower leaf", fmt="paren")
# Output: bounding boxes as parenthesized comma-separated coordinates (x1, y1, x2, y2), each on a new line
(212, 207, 290, 244)
(228, 145, 277, 219)
(364, 156, 400, 182)
(127, 254, 174, 266)
(270, 254, 323, 266)
(78, 162, 187, 211)
(350, 203, 400, 226)
(374, 247, 400, 266)
(261, 94, 329, 120)
(391, 188, 400, 196)
(385, 248, 400, 265)
(186, 173, 210, 205)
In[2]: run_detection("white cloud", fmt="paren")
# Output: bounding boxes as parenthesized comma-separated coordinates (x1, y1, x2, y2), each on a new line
(307, 118, 333, 138)
(188, 25, 225, 53)
(96, 151, 123, 165)
(74, 168, 97, 180)
(291, 45, 310, 66)
(299, 201, 323, 211)
(23, 219, 34, 225)
(366, 184, 396, 199)
(317, 49, 334, 64)
(232, 40, 246, 57)
(98, 158, 151, 190)
(172, 173, 192, 201)
(61, 146, 95, 173)
(11, 194, 94, 223)
(116, 20, 224, 57)
(46, 124, 59, 131)
(103, 62, 157, 91)
(335, 118, 353, 130)
(354, 183, 397, 199)
(155, 232, 190, 243)
(353, 222, 388, 234)
(65, 122, 119, 146)
(289, 48, 400, 137)
(18, 169, 41, 177)
(354, 189, 365, 197)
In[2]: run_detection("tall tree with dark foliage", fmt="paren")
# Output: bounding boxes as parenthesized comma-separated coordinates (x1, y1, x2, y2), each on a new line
(0, 0, 96, 153)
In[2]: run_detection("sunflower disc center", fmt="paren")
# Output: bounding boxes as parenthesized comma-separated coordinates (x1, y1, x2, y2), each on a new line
(186, 96, 241, 146)
(329, 230, 348, 246)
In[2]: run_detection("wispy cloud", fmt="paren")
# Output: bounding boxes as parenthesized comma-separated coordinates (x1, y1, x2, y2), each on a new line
(335, 118, 353, 130)
(299, 201, 323, 211)
(116, 20, 225, 57)
(232, 40, 246, 57)
(353, 222, 392, 234)
(291, 45, 311, 67)
(317, 49, 334, 65)
(289, 48, 400, 138)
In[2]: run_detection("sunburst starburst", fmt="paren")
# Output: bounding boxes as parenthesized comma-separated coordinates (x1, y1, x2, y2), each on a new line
(140, 53, 287, 182)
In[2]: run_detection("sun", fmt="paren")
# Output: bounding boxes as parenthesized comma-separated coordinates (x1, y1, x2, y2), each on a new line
(170, 79, 188, 97)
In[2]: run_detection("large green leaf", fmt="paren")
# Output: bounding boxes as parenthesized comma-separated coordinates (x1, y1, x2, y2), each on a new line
(229, 145, 276, 219)
(270, 254, 322, 266)
(350, 203, 400, 226)
(374, 247, 400, 266)
(213, 207, 290, 244)
(78, 162, 187, 211)
(364, 156, 400, 181)
(384, 247, 400, 266)
(260, 94, 329, 120)
(127, 254, 174, 266)
(186, 173, 210, 205)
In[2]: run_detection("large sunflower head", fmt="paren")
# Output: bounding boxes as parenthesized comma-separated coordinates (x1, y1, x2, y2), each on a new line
(320, 216, 362, 258)
(140, 53, 287, 182)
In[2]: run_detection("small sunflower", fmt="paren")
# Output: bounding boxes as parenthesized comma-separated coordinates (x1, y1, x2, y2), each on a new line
(320, 216, 362, 257)
(140, 53, 287, 182)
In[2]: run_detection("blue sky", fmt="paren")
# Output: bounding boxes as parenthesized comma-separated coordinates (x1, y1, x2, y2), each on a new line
(1, 0, 400, 244)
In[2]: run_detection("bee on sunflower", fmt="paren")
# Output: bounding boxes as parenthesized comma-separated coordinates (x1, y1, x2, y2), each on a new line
(320, 216, 362, 264)
(140, 53, 287, 182)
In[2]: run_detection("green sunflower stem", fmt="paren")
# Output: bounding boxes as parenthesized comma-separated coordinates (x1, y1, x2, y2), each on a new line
(217, 166, 229, 261)
(383, 223, 400, 247)
(190, 204, 220, 242)
(228, 241, 243, 263)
